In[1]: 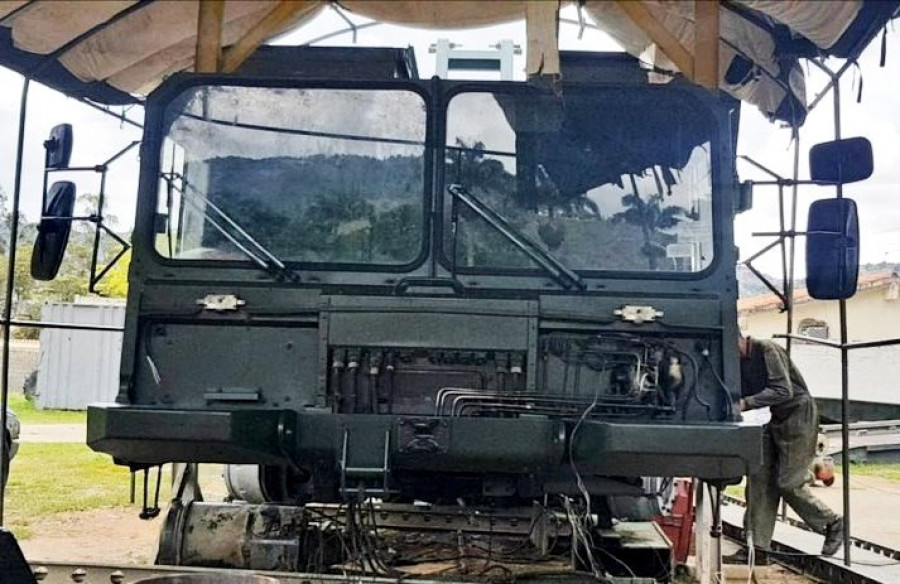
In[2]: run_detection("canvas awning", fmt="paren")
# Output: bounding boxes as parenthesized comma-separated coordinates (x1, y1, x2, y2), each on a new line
(0, 1, 898, 125)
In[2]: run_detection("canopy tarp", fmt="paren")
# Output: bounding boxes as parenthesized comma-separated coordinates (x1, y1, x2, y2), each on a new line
(0, 0, 897, 125)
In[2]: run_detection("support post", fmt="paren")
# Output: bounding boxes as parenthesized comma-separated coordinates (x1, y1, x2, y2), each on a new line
(196, 0, 225, 73)
(694, 1, 720, 88)
(0, 77, 29, 526)
(222, 0, 318, 73)
(615, 0, 694, 78)
(807, 56, 851, 568)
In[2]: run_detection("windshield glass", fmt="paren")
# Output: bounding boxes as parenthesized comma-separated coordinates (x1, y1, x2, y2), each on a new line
(157, 85, 427, 265)
(444, 89, 714, 273)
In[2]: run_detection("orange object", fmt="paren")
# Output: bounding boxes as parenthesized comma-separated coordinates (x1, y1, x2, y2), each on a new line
(813, 457, 835, 487)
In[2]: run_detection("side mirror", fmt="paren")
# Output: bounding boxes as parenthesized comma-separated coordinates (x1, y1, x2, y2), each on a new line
(31, 181, 76, 281)
(44, 124, 73, 169)
(806, 198, 859, 300)
(736, 180, 753, 213)
(809, 137, 872, 184)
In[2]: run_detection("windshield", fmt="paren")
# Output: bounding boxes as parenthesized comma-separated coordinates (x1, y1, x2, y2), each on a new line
(444, 89, 715, 273)
(156, 85, 427, 266)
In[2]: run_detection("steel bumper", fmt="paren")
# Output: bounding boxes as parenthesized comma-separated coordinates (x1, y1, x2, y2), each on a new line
(88, 405, 762, 479)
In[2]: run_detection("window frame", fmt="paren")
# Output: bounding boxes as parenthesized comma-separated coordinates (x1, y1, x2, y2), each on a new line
(146, 77, 435, 274)
(436, 82, 723, 281)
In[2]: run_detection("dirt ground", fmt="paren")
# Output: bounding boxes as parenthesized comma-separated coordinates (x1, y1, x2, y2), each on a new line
(20, 507, 161, 565)
(17, 457, 230, 566)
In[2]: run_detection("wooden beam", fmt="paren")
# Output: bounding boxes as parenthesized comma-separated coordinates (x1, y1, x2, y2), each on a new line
(694, 0, 720, 89)
(222, 0, 317, 74)
(196, 0, 225, 73)
(615, 0, 693, 79)
(524, 0, 560, 77)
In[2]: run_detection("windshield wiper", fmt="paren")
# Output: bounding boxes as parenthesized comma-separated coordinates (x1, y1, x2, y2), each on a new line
(447, 184, 585, 291)
(164, 174, 300, 283)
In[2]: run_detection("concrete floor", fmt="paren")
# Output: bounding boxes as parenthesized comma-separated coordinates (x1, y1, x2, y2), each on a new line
(778, 474, 900, 550)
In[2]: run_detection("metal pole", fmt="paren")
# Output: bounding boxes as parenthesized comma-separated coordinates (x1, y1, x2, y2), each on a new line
(807, 56, 850, 566)
(0, 77, 29, 526)
(829, 66, 851, 569)
(833, 91, 853, 570)
(785, 128, 800, 357)
(88, 163, 112, 292)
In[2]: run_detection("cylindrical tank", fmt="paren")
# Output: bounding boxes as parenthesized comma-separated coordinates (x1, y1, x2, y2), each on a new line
(223, 465, 309, 504)
(135, 577, 280, 584)
(157, 502, 310, 571)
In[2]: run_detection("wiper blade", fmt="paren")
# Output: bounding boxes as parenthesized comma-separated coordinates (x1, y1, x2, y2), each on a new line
(447, 184, 586, 291)
(166, 174, 300, 283)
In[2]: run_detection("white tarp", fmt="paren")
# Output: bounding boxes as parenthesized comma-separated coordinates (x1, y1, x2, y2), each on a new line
(0, 0, 896, 125)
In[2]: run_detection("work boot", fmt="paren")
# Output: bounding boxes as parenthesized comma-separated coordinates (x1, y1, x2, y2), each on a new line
(822, 517, 845, 556)
(722, 547, 770, 566)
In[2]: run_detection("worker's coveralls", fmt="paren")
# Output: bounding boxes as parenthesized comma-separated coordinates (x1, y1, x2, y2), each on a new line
(740, 338, 839, 549)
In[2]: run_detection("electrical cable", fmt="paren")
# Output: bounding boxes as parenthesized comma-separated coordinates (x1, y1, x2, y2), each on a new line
(702, 350, 736, 419)
(568, 374, 605, 520)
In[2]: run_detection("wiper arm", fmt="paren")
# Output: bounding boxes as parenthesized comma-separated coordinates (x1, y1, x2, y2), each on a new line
(447, 184, 585, 291)
(166, 174, 300, 283)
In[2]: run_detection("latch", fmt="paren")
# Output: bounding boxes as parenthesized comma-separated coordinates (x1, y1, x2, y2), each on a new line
(196, 294, 246, 312)
(614, 305, 664, 323)
(398, 418, 450, 454)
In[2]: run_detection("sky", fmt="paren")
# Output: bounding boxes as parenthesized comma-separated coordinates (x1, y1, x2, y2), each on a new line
(1, 5, 898, 280)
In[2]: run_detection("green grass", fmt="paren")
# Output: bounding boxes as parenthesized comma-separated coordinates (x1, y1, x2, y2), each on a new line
(724, 484, 745, 498)
(845, 462, 900, 482)
(4, 443, 227, 541)
(5, 443, 135, 539)
(5, 393, 87, 424)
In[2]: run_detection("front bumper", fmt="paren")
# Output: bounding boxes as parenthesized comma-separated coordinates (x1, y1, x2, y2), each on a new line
(88, 405, 762, 479)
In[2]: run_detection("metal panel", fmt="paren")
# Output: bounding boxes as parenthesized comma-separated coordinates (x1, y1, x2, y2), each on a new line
(36, 300, 125, 410)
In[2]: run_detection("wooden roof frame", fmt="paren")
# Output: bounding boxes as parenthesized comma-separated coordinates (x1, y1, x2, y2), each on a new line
(615, 0, 720, 89)
(195, 0, 317, 74)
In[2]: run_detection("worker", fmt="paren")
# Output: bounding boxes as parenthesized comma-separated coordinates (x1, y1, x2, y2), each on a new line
(727, 335, 844, 564)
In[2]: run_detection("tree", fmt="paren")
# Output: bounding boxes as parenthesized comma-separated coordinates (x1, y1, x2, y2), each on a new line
(611, 175, 685, 270)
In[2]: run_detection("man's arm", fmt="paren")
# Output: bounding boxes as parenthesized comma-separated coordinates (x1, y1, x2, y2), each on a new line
(743, 344, 794, 409)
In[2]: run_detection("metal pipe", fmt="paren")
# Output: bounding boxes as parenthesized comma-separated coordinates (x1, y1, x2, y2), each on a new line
(0, 319, 123, 332)
(75, 98, 143, 130)
(785, 128, 801, 357)
(807, 56, 851, 567)
(833, 76, 853, 571)
(777, 183, 789, 330)
(88, 165, 109, 291)
(772, 333, 840, 349)
(843, 337, 900, 350)
(0, 77, 29, 526)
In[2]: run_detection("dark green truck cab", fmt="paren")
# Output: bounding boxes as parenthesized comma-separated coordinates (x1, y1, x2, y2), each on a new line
(88, 52, 761, 504)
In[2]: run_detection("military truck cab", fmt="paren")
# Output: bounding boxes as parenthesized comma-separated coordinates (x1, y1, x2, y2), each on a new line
(86, 49, 761, 506)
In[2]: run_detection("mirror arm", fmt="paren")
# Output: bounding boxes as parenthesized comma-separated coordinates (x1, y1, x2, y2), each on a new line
(103, 140, 140, 167)
(90, 237, 131, 294)
(45, 165, 103, 173)
(38, 215, 95, 222)
(738, 154, 782, 180)
(750, 230, 806, 238)
(89, 220, 131, 294)
(742, 260, 788, 309)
